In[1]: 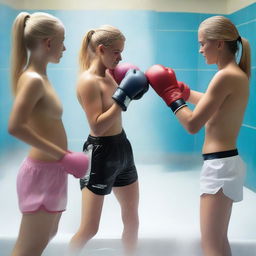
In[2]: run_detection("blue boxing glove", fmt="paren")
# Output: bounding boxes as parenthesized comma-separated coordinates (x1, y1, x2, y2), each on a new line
(109, 63, 148, 100)
(112, 69, 149, 111)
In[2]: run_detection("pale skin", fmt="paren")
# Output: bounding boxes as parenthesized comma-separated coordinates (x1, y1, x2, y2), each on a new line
(68, 39, 139, 256)
(175, 30, 249, 256)
(9, 27, 67, 256)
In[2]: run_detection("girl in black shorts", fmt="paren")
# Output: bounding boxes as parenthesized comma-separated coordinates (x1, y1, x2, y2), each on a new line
(68, 25, 148, 256)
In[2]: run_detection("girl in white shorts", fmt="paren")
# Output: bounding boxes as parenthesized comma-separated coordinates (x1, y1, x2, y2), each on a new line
(146, 15, 251, 256)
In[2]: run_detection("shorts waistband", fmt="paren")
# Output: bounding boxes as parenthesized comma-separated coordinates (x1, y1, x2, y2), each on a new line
(87, 130, 126, 144)
(202, 149, 238, 161)
(24, 157, 62, 166)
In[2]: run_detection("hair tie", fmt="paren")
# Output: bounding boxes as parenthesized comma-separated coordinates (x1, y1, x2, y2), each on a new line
(237, 36, 242, 43)
(88, 30, 95, 40)
(24, 14, 30, 27)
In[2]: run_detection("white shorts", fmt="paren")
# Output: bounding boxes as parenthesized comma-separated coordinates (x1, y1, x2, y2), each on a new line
(200, 151, 246, 202)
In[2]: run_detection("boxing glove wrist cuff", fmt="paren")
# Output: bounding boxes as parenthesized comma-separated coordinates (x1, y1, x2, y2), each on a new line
(112, 88, 131, 111)
(170, 98, 187, 114)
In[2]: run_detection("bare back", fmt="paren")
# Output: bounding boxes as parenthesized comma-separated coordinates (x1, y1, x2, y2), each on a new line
(14, 71, 67, 161)
(77, 70, 122, 137)
(203, 64, 249, 153)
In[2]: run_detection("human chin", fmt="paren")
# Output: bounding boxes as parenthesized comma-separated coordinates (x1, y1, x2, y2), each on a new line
(50, 57, 61, 64)
(109, 62, 118, 69)
(204, 56, 213, 65)
(206, 58, 216, 65)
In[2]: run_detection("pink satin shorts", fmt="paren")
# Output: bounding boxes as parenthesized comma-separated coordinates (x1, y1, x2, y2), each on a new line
(17, 157, 68, 213)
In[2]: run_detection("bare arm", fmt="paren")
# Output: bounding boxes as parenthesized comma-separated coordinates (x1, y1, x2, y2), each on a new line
(77, 74, 122, 136)
(176, 72, 231, 134)
(8, 75, 66, 159)
(188, 90, 204, 105)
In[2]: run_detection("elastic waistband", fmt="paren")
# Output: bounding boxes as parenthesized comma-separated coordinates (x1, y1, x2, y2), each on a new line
(203, 149, 238, 161)
(24, 157, 62, 166)
(87, 130, 126, 144)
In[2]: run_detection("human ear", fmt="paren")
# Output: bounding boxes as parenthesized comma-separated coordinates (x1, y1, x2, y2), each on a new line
(217, 40, 224, 49)
(43, 38, 51, 50)
(98, 44, 105, 54)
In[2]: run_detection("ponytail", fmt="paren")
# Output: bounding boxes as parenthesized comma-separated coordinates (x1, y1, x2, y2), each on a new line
(79, 30, 95, 73)
(11, 12, 30, 96)
(239, 37, 251, 79)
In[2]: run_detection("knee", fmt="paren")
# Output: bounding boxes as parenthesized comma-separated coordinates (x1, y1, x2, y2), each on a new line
(77, 224, 99, 241)
(201, 236, 224, 256)
(123, 214, 139, 231)
(11, 240, 48, 256)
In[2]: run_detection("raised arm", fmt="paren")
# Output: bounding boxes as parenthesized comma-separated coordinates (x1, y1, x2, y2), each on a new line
(188, 90, 205, 105)
(77, 73, 122, 136)
(176, 72, 232, 133)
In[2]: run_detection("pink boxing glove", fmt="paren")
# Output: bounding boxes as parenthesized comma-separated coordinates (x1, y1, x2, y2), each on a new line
(60, 151, 89, 178)
(110, 62, 140, 84)
(177, 81, 190, 101)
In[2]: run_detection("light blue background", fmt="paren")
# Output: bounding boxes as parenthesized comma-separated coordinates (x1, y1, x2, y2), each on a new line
(1, 3, 256, 191)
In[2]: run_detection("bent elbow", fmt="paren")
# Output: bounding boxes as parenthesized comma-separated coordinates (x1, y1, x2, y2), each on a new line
(92, 130, 102, 137)
(8, 123, 24, 137)
(91, 125, 105, 137)
(186, 122, 201, 134)
(8, 124, 18, 136)
(187, 127, 198, 134)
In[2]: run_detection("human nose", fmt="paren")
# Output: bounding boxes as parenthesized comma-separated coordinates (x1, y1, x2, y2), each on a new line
(199, 46, 203, 54)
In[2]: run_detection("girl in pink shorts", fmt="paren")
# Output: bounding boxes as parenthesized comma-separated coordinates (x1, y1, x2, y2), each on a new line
(9, 12, 89, 256)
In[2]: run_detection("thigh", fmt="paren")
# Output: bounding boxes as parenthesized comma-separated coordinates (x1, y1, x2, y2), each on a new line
(113, 181, 139, 216)
(13, 211, 62, 255)
(79, 187, 105, 230)
(200, 189, 233, 241)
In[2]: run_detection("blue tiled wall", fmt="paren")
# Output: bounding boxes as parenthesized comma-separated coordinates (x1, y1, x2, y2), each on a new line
(1, 3, 256, 190)
(0, 5, 22, 152)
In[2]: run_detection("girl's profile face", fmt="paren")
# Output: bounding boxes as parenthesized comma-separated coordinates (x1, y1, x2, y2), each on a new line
(48, 26, 66, 63)
(198, 29, 219, 65)
(101, 39, 124, 69)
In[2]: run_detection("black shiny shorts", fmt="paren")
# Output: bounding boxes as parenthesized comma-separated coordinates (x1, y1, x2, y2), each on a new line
(80, 130, 138, 195)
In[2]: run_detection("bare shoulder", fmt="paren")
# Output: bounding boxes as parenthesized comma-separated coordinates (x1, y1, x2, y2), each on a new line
(17, 71, 45, 96)
(209, 65, 248, 95)
(77, 71, 100, 96)
(215, 65, 248, 86)
(17, 71, 45, 100)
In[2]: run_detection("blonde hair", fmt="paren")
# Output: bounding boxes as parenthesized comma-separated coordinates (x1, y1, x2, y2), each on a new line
(79, 25, 125, 72)
(11, 12, 64, 95)
(199, 15, 251, 78)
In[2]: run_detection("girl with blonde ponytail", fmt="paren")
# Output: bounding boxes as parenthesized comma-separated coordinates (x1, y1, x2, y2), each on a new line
(147, 15, 250, 256)
(196, 16, 251, 256)
(9, 12, 89, 256)
(68, 25, 147, 256)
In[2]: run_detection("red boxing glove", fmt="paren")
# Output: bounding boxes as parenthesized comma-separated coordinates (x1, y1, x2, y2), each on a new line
(60, 151, 89, 178)
(177, 81, 190, 101)
(145, 64, 187, 113)
(165, 67, 190, 101)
